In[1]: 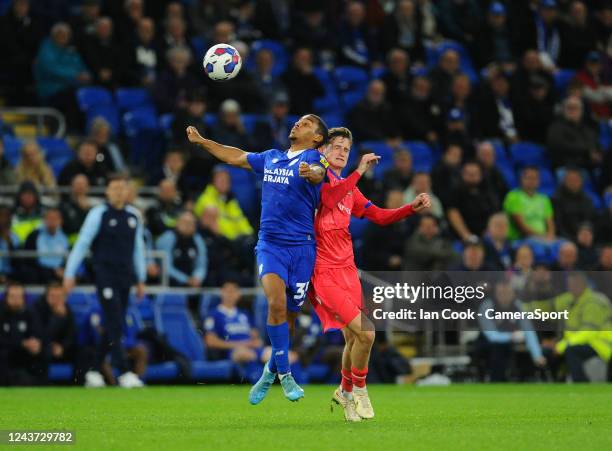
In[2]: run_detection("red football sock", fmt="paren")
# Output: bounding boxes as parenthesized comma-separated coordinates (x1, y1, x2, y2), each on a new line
(351, 366, 368, 389)
(341, 368, 353, 393)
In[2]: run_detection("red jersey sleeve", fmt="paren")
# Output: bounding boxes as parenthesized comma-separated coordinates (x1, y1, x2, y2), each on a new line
(320, 170, 361, 209)
(352, 187, 416, 225)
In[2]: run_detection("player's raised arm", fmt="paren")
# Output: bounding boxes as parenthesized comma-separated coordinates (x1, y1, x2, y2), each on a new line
(355, 191, 431, 226)
(320, 153, 380, 209)
(186, 126, 251, 169)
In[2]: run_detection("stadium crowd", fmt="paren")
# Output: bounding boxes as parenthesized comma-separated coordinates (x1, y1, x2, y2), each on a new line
(1, 0, 612, 385)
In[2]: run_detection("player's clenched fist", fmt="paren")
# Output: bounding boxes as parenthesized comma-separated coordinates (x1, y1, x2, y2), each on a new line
(356, 153, 380, 175)
(410, 193, 432, 212)
(186, 126, 205, 144)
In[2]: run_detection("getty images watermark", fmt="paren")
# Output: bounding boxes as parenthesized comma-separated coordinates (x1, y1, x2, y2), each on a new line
(360, 271, 611, 332)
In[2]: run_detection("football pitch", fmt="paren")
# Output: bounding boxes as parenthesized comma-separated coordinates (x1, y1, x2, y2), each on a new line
(1, 384, 611, 450)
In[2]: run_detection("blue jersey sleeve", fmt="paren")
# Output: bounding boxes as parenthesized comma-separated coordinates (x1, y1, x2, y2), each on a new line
(247, 150, 271, 174)
(155, 231, 189, 284)
(64, 205, 106, 279)
(193, 234, 208, 282)
(304, 150, 329, 170)
(128, 207, 147, 283)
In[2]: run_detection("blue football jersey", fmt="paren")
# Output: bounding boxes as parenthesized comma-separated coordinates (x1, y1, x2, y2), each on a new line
(247, 148, 328, 246)
(205, 305, 252, 342)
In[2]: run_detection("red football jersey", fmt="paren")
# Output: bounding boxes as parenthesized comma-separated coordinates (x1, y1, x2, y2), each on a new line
(314, 170, 369, 268)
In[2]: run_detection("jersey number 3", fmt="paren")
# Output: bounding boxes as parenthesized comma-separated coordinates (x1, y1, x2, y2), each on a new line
(293, 282, 310, 300)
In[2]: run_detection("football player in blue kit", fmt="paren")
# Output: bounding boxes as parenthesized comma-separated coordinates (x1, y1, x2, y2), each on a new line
(186, 114, 329, 403)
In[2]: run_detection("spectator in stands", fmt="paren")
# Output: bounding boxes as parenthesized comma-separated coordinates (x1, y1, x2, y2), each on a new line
(476, 141, 508, 202)
(254, 0, 290, 40)
(291, 7, 335, 63)
(156, 211, 207, 288)
(0, 138, 17, 186)
(527, 272, 612, 382)
(59, 174, 92, 243)
(514, 74, 555, 144)
(576, 223, 598, 270)
(231, 0, 261, 43)
(88, 117, 127, 173)
(0, 282, 46, 386)
(58, 140, 109, 187)
(193, 166, 254, 242)
(547, 97, 600, 169)
(403, 214, 457, 270)
(574, 51, 612, 120)
(14, 141, 56, 189)
(532, 0, 563, 70)
(23, 208, 69, 284)
(552, 168, 595, 239)
(559, 1, 596, 69)
(115, 0, 144, 42)
(452, 240, 490, 271)
(149, 150, 189, 198)
(381, 49, 413, 112)
(383, 148, 413, 191)
(337, 1, 380, 68)
(81, 17, 125, 89)
(126, 17, 160, 87)
(431, 144, 462, 206)
(153, 46, 201, 114)
(473, 2, 516, 69)
(442, 108, 473, 158)
(33, 282, 76, 369)
(403, 172, 444, 222)
(252, 49, 286, 113)
(282, 47, 324, 115)
(595, 245, 612, 271)
(428, 49, 461, 104)
(399, 75, 440, 143)
(190, 1, 230, 37)
(362, 190, 411, 271)
(0, 0, 44, 105)
(253, 92, 291, 151)
(483, 213, 512, 270)
(380, 0, 425, 62)
(437, 0, 481, 45)
(0, 207, 19, 283)
(447, 161, 501, 241)
(204, 279, 273, 383)
(210, 99, 254, 151)
(443, 74, 477, 133)
(146, 179, 182, 238)
(476, 71, 517, 143)
(11, 182, 43, 244)
(550, 241, 579, 271)
(69, 0, 101, 49)
(510, 244, 534, 292)
(503, 166, 555, 241)
(160, 16, 189, 57)
(348, 80, 399, 142)
(478, 278, 545, 382)
(34, 22, 91, 130)
(511, 50, 555, 107)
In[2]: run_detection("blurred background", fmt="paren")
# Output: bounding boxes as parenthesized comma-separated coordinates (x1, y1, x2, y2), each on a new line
(0, 0, 611, 387)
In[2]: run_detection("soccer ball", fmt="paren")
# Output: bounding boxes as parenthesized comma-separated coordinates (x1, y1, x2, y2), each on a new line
(203, 43, 242, 81)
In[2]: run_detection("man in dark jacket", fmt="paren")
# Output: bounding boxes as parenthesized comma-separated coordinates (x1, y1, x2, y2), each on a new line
(58, 140, 109, 187)
(552, 168, 595, 239)
(281, 47, 324, 115)
(0, 282, 46, 385)
(348, 80, 399, 141)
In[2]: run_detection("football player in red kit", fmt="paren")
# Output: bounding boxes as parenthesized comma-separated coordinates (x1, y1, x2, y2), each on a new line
(310, 127, 431, 421)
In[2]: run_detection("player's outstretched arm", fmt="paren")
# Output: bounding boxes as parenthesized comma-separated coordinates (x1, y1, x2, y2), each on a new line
(186, 126, 251, 169)
(357, 192, 431, 226)
(320, 153, 380, 209)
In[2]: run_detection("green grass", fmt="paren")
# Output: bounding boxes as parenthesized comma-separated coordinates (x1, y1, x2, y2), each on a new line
(1, 384, 611, 450)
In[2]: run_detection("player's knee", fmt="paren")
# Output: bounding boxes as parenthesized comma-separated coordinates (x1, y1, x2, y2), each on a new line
(357, 330, 375, 347)
(267, 297, 286, 322)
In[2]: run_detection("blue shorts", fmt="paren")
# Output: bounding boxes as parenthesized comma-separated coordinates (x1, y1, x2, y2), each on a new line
(255, 241, 316, 313)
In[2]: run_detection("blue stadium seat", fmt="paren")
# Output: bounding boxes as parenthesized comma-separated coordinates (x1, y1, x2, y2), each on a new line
(253, 295, 269, 343)
(313, 67, 341, 114)
(48, 363, 74, 382)
(159, 113, 175, 140)
(600, 120, 612, 150)
(241, 114, 265, 134)
(2, 135, 22, 166)
(199, 294, 221, 320)
(512, 239, 551, 265)
(116, 88, 154, 112)
(321, 112, 344, 128)
(605, 191, 612, 209)
(77, 86, 114, 111)
(144, 362, 181, 382)
(490, 140, 510, 164)
(538, 167, 556, 196)
(222, 165, 258, 217)
(361, 141, 394, 172)
(509, 142, 549, 167)
(85, 104, 121, 134)
(404, 141, 433, 172)
(497, 162, 518, 189)
(585, 188, 604, 210)
(190, 36, 206, 62)
(340, 91, 365, 111)
(371, 67, 387, 79)
(248, 39, 288, 76)
(37, 137, 73, 160)
(49, 156, 72, 178)
(349, 217, 369, 241)
(334, 66, 369, 93)
(123, 107, 162, 171)
(554, 69, 576, 96)
(205, 113, 218, 128)
(154, 294, 234, 381)
(426, 41, 478, 83)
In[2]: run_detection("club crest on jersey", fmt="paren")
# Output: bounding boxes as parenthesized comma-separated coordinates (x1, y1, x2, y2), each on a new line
(263, 167, 294, 185)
